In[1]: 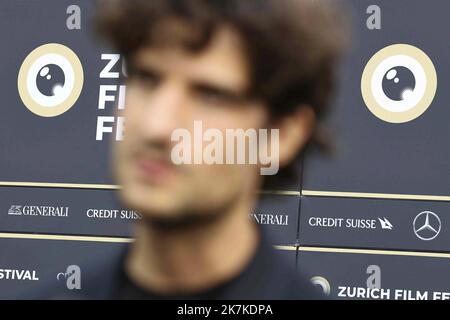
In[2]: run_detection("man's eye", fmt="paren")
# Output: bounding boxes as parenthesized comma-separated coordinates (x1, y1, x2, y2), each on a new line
(195, 87, 240, 105)
(198, 91, 225, 103)
(129, 69, 160, 88)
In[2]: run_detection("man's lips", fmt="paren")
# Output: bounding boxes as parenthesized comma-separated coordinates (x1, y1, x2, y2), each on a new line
(134, 155, 175, 183)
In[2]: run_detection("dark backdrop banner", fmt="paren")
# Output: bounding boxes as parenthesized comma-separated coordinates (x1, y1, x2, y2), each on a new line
(0, 0, 449, 300)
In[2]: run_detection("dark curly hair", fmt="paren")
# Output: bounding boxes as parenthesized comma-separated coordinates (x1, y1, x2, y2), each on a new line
(94, 0, 349, 189)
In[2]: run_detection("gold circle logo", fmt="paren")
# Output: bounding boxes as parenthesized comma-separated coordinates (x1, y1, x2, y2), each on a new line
(17, 43, 84, 117)
(361, 44, 437, 123)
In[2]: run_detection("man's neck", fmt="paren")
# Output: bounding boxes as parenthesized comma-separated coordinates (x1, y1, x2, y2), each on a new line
(125, 197, 260, 295)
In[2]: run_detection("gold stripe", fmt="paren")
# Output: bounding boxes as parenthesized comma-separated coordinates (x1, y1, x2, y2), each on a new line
(298, 246, 450, 259)
(0, 232, 133, 243)
(302, 189, 450, 202)
(7, 182, 448, 202)
(1, 232, 449, 258)
(0, 181, 299, 195)
(258, 190, 300, 196)
(0, 181, 121, 190)
(0, 232, 296, 250)
(274, 245, 297, 251)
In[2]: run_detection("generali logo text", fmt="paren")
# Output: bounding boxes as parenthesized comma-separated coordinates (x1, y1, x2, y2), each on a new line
(249, 213, 288, 226)
(8, 205, 69, 217)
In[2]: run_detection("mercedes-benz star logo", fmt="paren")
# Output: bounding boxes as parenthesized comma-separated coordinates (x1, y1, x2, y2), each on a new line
(413, 211, 441, 241)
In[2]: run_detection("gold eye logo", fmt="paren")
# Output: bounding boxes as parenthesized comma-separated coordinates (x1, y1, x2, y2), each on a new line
(17, 43, 84, 117)
(361, 44, 437, 123)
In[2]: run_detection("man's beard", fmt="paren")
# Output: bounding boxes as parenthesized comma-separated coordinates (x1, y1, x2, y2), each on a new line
(138, 192, 242, 233)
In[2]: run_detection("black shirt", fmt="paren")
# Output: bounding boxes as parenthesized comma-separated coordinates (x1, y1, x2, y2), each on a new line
(18, 226, 324, 300)
(112, 228, 323, 300)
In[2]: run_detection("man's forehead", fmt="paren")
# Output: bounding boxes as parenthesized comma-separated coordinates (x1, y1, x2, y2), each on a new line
(130, 26, 250, 91)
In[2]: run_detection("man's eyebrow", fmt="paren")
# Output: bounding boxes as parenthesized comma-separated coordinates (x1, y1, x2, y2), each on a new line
(127, 59, 251, 101)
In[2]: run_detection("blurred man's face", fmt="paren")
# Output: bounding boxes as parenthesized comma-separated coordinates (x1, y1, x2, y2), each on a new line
(113, 26, 270, 222)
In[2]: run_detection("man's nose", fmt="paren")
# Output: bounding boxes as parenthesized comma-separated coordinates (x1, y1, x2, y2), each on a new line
(137, 82, 187, 141)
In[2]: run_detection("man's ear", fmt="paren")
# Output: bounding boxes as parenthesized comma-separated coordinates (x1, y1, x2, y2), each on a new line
(272, 105, 316, 168)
